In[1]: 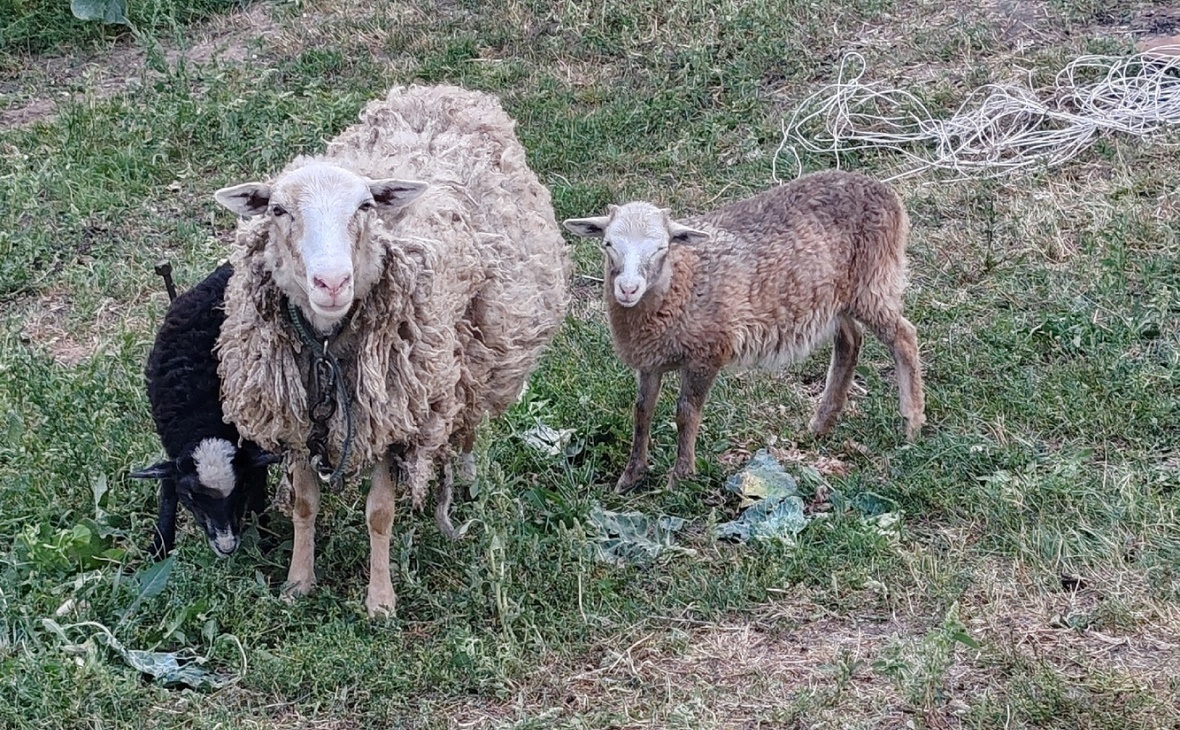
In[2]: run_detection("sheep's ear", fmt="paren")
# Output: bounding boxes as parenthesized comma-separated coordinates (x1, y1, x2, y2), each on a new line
(214, 183, 271, 217)
(369, 179, 428, 209)
(667, 220, 710, 245)
(562, 216, 611, 238)
(243, 446, 283, 468)
(130, 461, 176, 480)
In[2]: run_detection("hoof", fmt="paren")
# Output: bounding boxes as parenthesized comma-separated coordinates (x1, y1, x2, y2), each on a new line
(904, 421, 924, 442)
(281, 578, 314, 603)
(666, 466, 695, 489)
(435, 506, 471, 540)
(365, 591, 396, 619)
(808, 412, 835, 436)
(615, 469, 647, 493)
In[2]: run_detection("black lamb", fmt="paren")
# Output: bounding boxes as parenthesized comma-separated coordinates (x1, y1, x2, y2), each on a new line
(131, 262, 280, 559)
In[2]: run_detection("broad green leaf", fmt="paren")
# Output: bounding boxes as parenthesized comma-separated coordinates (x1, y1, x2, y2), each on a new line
(715, 494, 808, 543)
(119, 556, 174, 625)
(723, 449, 800, 508)
(587, 505, 690, 565)
(91, 474, 109, 522)
(134, 556, 174, 600)
(70, 0, 128, 24)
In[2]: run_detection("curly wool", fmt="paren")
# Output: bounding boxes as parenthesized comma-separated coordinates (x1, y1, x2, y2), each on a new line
(217, 84, 571, 506)
(147, 263, 242, 461)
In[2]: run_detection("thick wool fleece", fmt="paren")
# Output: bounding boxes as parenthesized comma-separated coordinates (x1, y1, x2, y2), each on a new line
(217, 84, 571, 506)
(147, 262, 242, 458)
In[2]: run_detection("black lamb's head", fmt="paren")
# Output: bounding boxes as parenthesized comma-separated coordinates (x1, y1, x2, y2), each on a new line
(132, 438, 281, 558)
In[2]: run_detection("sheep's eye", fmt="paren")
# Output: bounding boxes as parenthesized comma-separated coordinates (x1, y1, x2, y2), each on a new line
(603, 241, 613, 249)
(270, 204, 287, 217)
(359, 200, 375, 213)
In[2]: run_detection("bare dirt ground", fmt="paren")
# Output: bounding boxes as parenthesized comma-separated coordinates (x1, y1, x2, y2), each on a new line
(443, 576, 1180, 728)
(0, 3, 277, 129)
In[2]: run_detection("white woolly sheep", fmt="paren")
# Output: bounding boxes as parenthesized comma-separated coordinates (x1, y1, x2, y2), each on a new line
(213, 84, 571, 616)
(564, 170, 925, 492)
(132, 262, 280, 559)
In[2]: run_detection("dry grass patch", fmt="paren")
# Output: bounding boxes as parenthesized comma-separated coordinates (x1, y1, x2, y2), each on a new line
(20, 289, 154, 366)
(443, 564, 1180, 729)
(445, 593, 933, 729)
(0, 3, 279, 130)
(567, 276, 604, 323)
(895, 155, 1170, 284)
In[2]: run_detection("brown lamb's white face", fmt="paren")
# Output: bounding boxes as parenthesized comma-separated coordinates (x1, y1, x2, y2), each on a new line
(214, 162, 427, 328)
(563, 203, 709, 307)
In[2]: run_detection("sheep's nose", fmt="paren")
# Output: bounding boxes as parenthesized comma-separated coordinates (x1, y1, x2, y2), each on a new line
(210, 531, 240, 558)
(619, 281, 640, 296)
(312, 272, 352, 297)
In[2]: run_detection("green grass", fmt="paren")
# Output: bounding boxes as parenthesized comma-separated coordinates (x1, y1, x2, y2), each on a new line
(0, 0, 248, 55)
(2, 0, 1179, 727)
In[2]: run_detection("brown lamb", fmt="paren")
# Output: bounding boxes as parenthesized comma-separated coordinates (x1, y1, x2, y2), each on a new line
(564, 170, 924, 492)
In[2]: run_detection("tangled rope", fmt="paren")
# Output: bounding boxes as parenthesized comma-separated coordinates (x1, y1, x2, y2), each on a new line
(774, 49, 1180, 183)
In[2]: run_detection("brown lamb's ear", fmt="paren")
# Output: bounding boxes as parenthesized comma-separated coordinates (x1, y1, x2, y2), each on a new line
(214, 183, 272, 217)
(562, 215, 612, 238)
(666, 217, 710, 245)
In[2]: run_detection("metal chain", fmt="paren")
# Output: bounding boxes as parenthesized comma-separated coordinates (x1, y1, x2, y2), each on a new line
(285, 299, 356, 491)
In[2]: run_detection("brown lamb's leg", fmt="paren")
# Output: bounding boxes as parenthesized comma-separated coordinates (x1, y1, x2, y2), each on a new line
(866, 313, 926, 440)
(668, 366, 718, 487)
(284, 456, 320, 599)
(365, 451, 398, 617)
(809, 313, 864, 436)
(617, 369, 663, 493)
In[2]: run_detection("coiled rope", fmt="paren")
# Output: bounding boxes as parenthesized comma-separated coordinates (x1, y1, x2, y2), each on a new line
(774, 49, 1180, 183)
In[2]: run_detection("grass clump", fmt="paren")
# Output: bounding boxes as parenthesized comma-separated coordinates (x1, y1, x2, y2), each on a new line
(0, 0, 248, 55)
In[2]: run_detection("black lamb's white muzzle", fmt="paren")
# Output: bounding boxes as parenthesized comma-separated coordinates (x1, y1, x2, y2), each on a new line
(209, 530, 240, 558)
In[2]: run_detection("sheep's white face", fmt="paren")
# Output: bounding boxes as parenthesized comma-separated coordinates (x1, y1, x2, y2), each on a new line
(215, 162, 427, 330)
(563, 203, 709, 307)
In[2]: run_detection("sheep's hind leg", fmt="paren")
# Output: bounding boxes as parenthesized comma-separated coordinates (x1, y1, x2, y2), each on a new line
(457, 451, 476, 486)
(434, 460, 460, 540)
(617, 369, 663, 493)
(668, 367, 718, 487)
(456, 430, 477, 500)
(284, 457, 320, 599)
(365, 451, 398, 617)
(809, 314, 863, 436)
(866, 314, 926, 440)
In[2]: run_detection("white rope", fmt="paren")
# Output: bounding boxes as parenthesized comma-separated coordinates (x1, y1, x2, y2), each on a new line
(774, 49, 1180, 183)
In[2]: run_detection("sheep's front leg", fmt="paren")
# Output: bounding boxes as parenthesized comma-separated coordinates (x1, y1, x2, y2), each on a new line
(617, 369, 663, 493)
(365, 451, 398, 617)
(150, 478, 179, 560)
(669, 367, 718, 486)
(284, 457, 320, 598)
